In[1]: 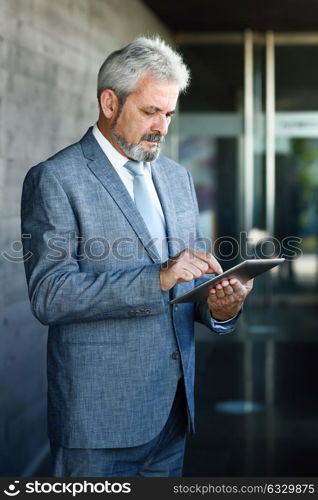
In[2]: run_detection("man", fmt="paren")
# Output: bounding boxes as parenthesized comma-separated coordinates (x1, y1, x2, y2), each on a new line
(21, 37, 252, 477)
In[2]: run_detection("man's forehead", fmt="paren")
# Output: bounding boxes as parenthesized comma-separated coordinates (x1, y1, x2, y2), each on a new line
(132, 78, 179, 109)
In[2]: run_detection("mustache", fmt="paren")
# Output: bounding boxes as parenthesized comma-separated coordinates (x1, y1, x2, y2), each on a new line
(140, 133, 164, 144)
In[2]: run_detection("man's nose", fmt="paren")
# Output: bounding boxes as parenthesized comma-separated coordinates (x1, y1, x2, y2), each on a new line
(151, 115, 169, 136)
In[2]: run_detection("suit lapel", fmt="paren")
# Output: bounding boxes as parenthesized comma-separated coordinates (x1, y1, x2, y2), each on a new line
(80, 128, 161, 263)
(151, 159, 182, 258)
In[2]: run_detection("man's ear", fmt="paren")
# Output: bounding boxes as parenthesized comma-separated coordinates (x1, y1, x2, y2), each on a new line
(99, 89, 118, 119)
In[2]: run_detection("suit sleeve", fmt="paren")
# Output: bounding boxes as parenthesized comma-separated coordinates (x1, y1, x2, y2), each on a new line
(21, 165, 165, 326)
(186, 169, 239, 334)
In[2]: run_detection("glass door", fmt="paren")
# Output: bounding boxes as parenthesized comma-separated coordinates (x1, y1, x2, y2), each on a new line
(178, 31, 318, 477)
(274, 37, 318, 296)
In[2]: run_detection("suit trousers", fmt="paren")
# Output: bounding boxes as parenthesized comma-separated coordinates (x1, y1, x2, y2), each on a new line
(51, 377, 188, 477)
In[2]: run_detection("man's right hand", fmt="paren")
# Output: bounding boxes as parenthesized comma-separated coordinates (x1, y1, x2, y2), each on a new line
(159, 248, 223, 292)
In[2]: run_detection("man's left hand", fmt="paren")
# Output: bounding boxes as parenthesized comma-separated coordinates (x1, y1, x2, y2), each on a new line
(207, 278, 254, 321)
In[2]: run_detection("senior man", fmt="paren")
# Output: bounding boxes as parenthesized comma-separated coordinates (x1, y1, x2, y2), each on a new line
(21, 37, 253, 477)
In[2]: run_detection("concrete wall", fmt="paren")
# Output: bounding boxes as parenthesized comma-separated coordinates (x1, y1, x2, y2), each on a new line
(0, 0, 171, 476)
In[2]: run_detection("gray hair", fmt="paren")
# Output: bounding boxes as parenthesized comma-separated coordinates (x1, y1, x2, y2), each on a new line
(97, 36, 190, 103)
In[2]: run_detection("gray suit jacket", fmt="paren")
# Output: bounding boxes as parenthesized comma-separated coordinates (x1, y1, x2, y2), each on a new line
(21, 128, 237, 448)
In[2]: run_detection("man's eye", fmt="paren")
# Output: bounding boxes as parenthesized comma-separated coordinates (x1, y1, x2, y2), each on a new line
(143, 110, 155, 116)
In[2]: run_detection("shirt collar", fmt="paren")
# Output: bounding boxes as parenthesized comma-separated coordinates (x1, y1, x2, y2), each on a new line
(92, 123, 153, 176)
(92, 123, 129, 170)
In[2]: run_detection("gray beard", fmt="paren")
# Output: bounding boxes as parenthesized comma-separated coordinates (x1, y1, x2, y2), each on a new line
(111, 125, 164, 162)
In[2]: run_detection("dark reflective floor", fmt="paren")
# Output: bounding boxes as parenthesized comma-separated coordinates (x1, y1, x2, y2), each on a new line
(183, 298, 318, 476)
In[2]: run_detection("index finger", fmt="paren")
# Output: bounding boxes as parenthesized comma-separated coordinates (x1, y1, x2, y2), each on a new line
(190, 250, 223, 274)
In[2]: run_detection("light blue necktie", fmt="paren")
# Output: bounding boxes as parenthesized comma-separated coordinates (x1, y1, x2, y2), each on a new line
(124, 160, 168, 261)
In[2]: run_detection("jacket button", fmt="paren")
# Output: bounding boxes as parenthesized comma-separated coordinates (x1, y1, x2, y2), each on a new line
(145, 308, 151, 314)
(173, 304, 179, 312)
(171, 351, 179, 360)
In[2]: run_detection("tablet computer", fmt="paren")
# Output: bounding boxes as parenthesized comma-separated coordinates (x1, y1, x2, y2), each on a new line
(169, 258, 285, 304)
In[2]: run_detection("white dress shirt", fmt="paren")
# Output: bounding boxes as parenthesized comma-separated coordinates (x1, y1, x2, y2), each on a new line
(92, 124, 166, 231)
